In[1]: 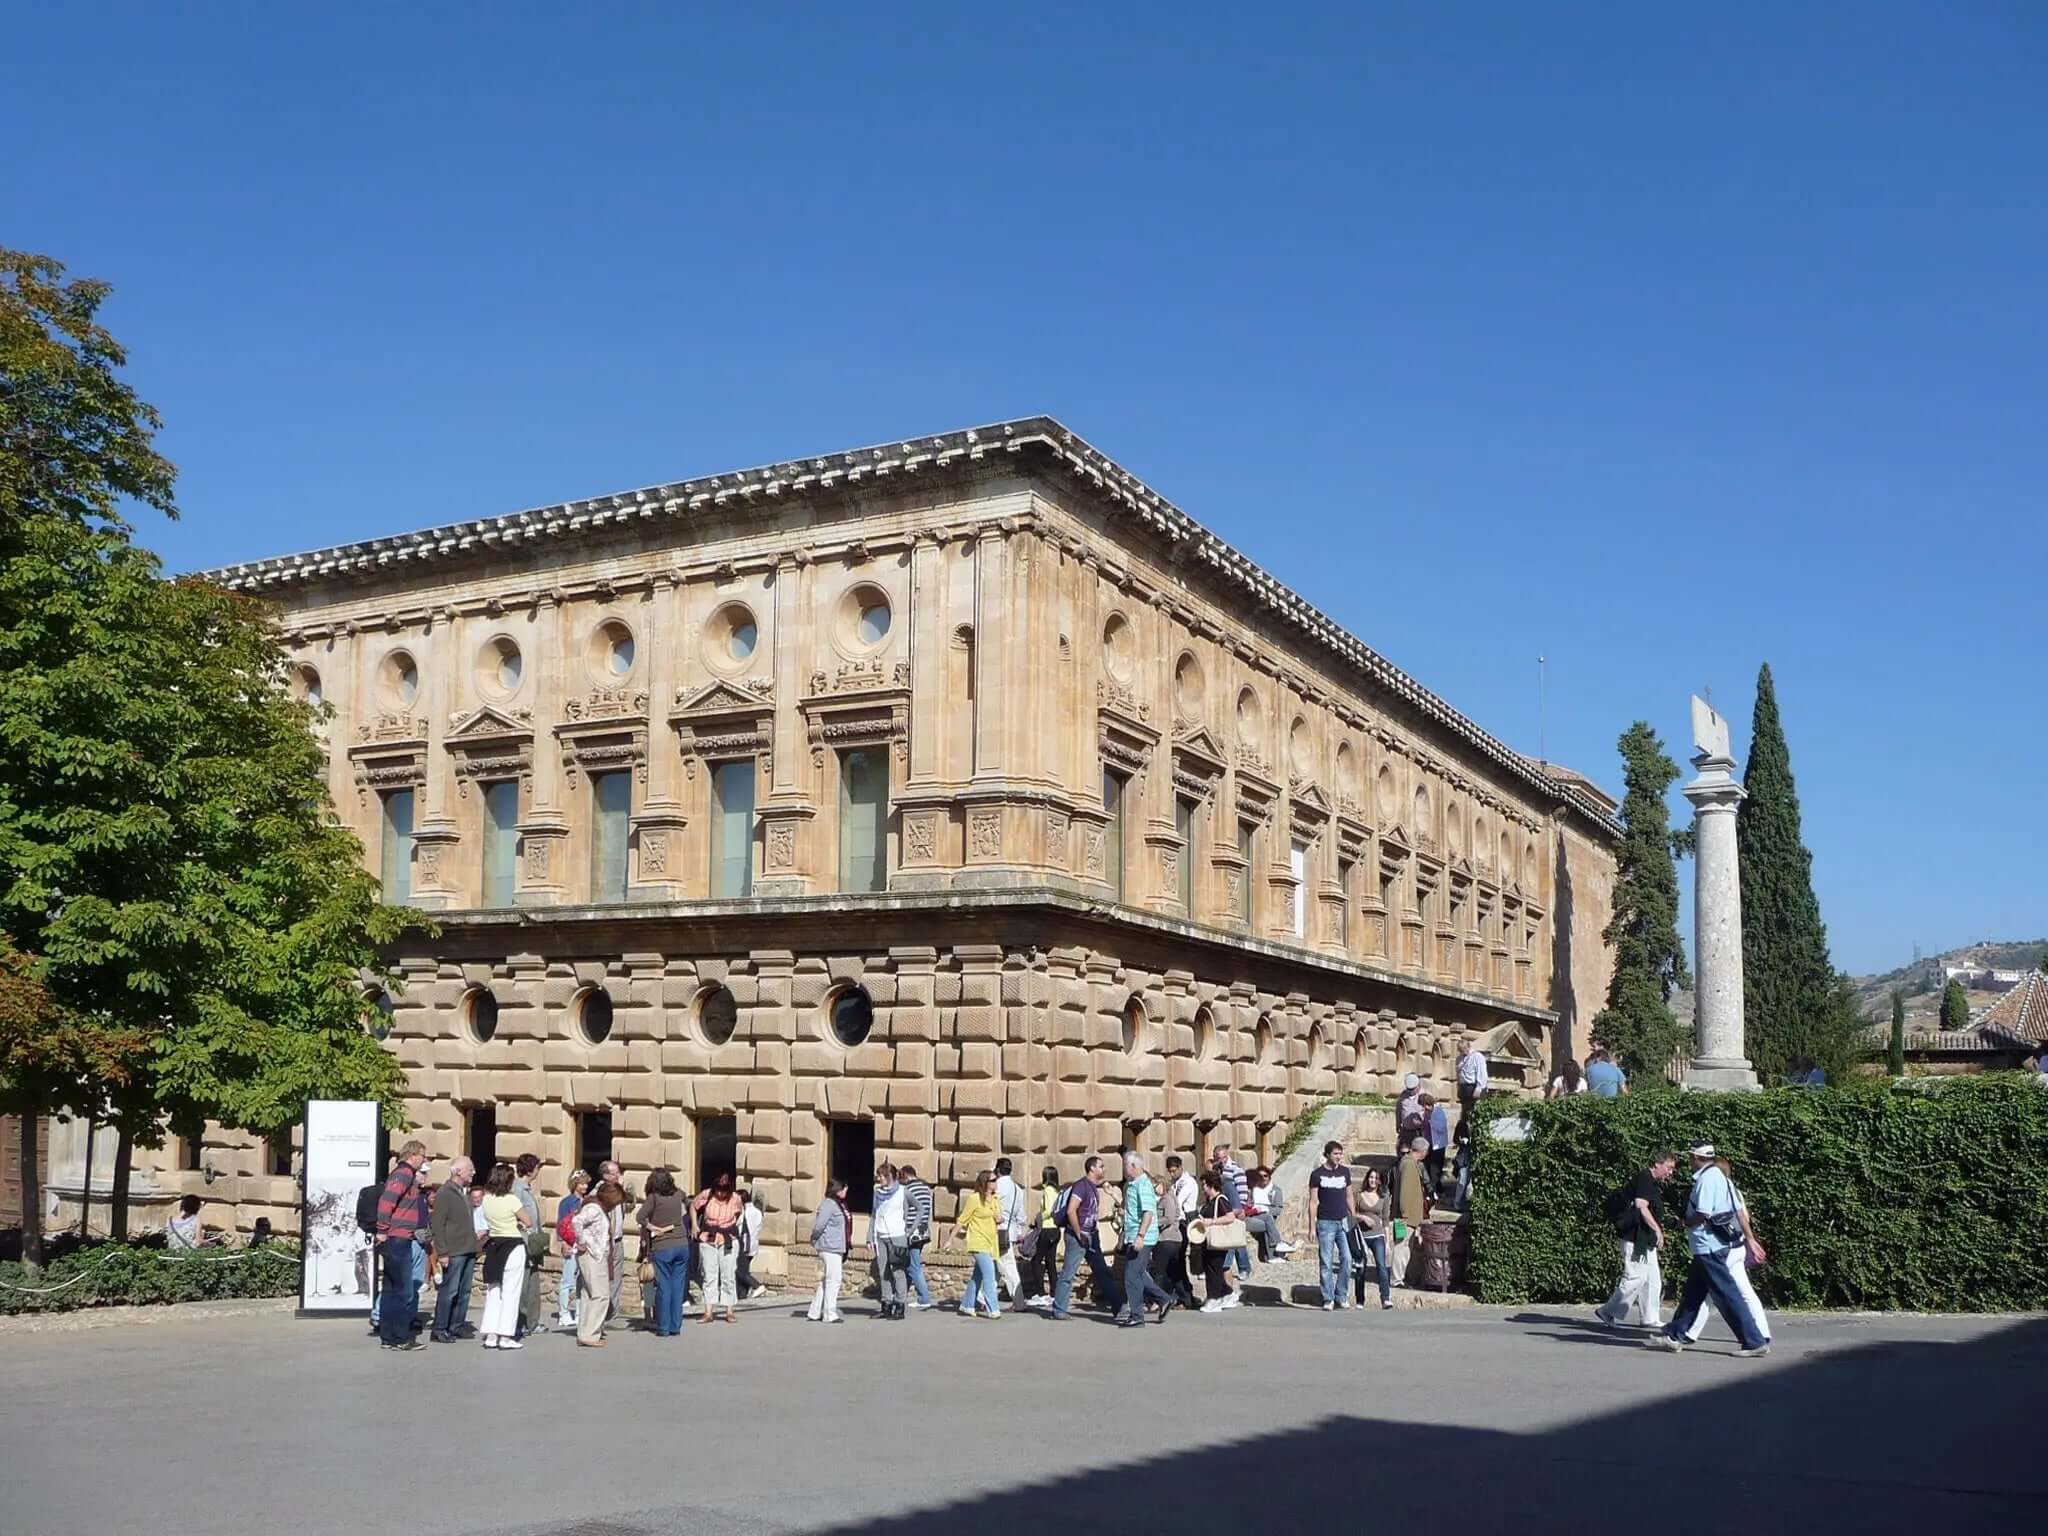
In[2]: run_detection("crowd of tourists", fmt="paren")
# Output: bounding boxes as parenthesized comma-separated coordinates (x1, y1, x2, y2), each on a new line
(364, 1132, 1455, 1350)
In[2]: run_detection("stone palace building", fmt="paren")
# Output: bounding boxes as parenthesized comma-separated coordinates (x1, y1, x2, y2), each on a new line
(24, 419, 1619, 1265)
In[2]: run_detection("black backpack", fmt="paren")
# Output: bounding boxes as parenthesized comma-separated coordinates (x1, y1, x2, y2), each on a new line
(355, 1183, 383, 1235)
(1604, 1183, 1638, 1236)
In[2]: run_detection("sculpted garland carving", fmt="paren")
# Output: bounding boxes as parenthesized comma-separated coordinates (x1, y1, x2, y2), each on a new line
(563, 689, 648, 722)
(453, 752, 534, 798)
(525, 839, 551, 880)
(1081, 826, 1106, 877)
(358, 713, 426, 743)
(766, 822, 796, 870)
(1045, 811, 1069, 868)
(1095, 678, 1151, 721)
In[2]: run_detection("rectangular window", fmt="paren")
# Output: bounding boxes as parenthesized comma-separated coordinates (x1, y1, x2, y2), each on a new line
(590, 771, 630, 902)
(1175, 797, 1196, 911)
(838, 748, 888, 893)
(576, 1110, 614, 1186)
(379, 787, 414, 904)
(266, 1133, 294, 1179)
(695, 1114, 737, 1193)
(481, 780, 519, 907)
(1338, 857, 1356, 947)
(1102, 769, 1127, 900)
(464, 1104, 498, 1175)
(709, 759, 755, 899)
(1237, 821, 1255, 921)
(179, 1134, 203, 1173)
(828, 1119, 876, 1216)
(1291, 840, 1309, 936)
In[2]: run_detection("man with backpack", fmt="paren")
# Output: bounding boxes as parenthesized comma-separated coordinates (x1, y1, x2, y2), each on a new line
(898, 1163, 935, 1310)
(1050, 1156, 1124, 1320)
(1596, 1149, 1674, 1329)
(374, 1140, 433, 1351)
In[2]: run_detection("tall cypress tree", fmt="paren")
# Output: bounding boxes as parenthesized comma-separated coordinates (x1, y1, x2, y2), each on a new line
(1591, 722, 1690, 1078)
(1887, 989, 1906, 1076)
(1737, 664, 1850, 1082)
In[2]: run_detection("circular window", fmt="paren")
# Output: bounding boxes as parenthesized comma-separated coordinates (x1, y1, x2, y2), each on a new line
(704, 603, 760, 673)
(1121, 996, 1146, 1055)
(1193, 1005, 1216, 1062)
(478, 636, 523, 699)
(381, 651, 419, 709)
(1102, 613, 1135, 682)
(1173, 652, 1204, 716)
(1235, 687, 1261, 746)
(838, 584, 892, 653)
(1289, 716, 1312, 774)
(589, 620, 636, 683)
(827, 986, 874, 1048)
(697, 985, 738, 1047)
(466, 988, 499, 1044)
(577, 987, 614, 1045)
(1254, 1014, 1274, 1064)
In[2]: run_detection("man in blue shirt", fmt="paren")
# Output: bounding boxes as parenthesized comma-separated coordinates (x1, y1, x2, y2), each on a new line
(1653, 1144, 1770, 1357)
(1584, 1047, 1627, 1097)
(1116, 1153, 1175, 1327)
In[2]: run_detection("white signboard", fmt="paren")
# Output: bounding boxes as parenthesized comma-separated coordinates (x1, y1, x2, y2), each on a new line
(300, 1099, 381, 1315)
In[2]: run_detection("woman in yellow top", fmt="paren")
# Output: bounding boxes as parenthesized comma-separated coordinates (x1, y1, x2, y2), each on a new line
(477, 1162, 533, 1351)
(952, 1169, 1003, 1319)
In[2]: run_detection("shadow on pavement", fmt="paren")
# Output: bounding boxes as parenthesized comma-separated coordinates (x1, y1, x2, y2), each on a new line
(788, 1315, 2048, 1536)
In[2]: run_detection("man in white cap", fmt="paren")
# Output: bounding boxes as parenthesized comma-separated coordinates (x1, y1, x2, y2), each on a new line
(1651, 1144, 1770, 1357)
(1395, 1073, 1424, 1149)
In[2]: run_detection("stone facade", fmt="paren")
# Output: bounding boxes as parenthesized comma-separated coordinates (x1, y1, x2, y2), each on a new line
(140, 419, 1618, 1262)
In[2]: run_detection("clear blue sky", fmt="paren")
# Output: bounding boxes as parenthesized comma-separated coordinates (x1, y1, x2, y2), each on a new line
(7, 4, 2042, 976)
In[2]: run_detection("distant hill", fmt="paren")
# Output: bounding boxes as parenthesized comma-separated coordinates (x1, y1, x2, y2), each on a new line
(1849, 939, 2048, 1020)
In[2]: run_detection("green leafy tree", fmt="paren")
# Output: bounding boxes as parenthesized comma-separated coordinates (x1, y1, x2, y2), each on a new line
(1737, 664, 1858, 1082)
(1, 248, 420, 1261)
(1591, 722, 1691, 1077)
(1940, 978, 1971, 1033)
(1888, 989, 1906, 1076)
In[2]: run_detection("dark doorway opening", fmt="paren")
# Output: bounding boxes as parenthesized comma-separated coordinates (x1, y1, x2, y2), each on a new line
(828, 1119, 876, 1215)
(695, 1115, 737, 1194)
(577, 1110, 613, 1185)
(465, 1104, 498, 1175)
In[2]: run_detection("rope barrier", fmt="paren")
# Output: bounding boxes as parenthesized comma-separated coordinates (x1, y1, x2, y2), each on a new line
(0, 1243, 289, 1296)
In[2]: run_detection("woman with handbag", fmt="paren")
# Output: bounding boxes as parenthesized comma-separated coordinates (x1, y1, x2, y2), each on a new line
(693, 1170, 745, 1324)
(1018, 1165, 1062, 1308)
(1188, 1170, 1244, 1313)
(636, 1168, 692, 1338)
(952, 1168, 1004, 1319)
(477, 1162, 533, 1351)
(1351, 1166, 1394, 1310)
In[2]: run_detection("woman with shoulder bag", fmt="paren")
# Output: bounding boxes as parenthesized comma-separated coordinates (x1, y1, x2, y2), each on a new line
(693, 1171, 745, 1324)
(1351, 1166, 1393, 1310)
(1188, 1171, 1244, 1314)
(635, 1168, 691, 1338)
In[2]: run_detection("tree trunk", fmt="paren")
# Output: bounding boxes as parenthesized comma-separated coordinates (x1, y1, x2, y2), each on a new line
(110, 1124, 133, 1242)
(76, 1114, 95, 1237)
(19, 1111, 45, 1272)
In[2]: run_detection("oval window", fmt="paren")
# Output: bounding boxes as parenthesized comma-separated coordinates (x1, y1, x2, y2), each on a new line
(467, 988, 499, 1044)
(698, 985, 738, 1047)
(1193, 1005, 1216, 1062)
(829, 986, 874, 1047)
(857, 599, 890, 646)
(495, 641, 522, 693)
(608, 631, 635, 676)
(728, 619, 757, 661)
(1121, 996, 1146, 1055)
(578, 988, 614, 1045)
(1254, 1014, 1274, 1064)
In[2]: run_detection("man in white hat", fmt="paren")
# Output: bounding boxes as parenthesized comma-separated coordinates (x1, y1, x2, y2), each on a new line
(1651, 1144, 1770, 1357)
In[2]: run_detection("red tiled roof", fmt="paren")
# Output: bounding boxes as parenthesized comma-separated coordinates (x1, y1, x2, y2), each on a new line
(1979, 972, 2048, 1043)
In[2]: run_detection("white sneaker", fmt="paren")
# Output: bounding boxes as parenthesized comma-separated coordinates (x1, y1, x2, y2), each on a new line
(1200, 1299, 1224, 1314)
(498, 1338, 523, 1351)
(908, 1300, 933, 1310)
(1339, 1299, 1353, 1310)
(1220, 1293, 1243, 1309)
(1322, 1302, 1336, 1312)
(1735, 1343, 1771, 1359)
(1274, 1243, 1298, 1256)
(1648, 1335, 1684, 1352)
(1025, 1295, 1053, 1309)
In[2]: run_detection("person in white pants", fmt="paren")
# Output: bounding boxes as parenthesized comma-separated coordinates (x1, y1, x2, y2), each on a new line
(806, 1179, 852, 1322)
(1597, 1151, 1676, 1328)
(992, 1158, 1028, 1310)
(1681, 1160, 1771, 1344)
(477, 1164, 533, 1350)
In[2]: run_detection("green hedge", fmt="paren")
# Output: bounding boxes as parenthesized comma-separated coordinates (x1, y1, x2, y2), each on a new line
(0, 1241, 300, 1315)
(1469, 1076, 2048, 1311)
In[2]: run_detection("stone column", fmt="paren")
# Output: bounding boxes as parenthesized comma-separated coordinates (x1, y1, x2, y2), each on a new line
(1681, 696, 1757, 1091)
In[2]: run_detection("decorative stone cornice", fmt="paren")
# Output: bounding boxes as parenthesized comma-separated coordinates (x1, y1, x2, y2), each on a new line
(201, 416, 1617, 838)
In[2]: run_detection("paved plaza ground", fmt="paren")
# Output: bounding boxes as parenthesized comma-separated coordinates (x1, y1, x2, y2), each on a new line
(2, 1297, 2043, 1535)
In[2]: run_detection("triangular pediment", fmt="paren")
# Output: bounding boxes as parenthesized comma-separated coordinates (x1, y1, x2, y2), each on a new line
(1291, 780, 1333, 816)
(673, 680, 772, 718)
(1381, 822, 1411, 851)
(1480, 1020, 1543, 1064)
(1173, 726, 1227, 769)
(448, 705, 532, 740)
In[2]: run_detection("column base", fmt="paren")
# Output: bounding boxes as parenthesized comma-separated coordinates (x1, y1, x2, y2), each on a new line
(1682, 1058, 1760, 1093)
